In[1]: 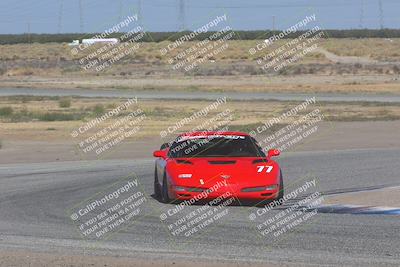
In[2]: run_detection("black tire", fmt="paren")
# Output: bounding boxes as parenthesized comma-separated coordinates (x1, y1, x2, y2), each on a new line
(276, 169, 284, 203)
(161, 173, 171, 203)
(154, 166, 161, 199)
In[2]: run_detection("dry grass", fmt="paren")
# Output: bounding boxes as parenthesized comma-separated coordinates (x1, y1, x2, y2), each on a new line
(1, 39, 399, 64)
(1, 74, 399, 94)
(1, 39, 399, 95)
(1, 39, 399, 63)
(1, 96, 400, 142)
(320, 38, 400, 61)
(1, 39, 399, 86)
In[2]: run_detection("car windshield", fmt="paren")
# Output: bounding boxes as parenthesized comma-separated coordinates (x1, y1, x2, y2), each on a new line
(168, 135, 265, 158)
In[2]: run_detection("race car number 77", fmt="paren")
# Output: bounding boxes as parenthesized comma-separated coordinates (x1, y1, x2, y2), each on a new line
(257, 165, 273, 173)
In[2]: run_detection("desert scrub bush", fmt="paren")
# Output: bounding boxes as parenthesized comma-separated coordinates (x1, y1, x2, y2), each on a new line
(58, 98, 71, 108)
(107, 103, 118, 109)
(38, 112, 83, 121)
(0, 106, 14, 116)
(8, 108, 32, 122)
(92, 104, 105, 116)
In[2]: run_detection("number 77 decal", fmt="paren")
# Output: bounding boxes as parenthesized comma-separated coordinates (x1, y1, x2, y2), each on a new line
(257, 165, 273, 173)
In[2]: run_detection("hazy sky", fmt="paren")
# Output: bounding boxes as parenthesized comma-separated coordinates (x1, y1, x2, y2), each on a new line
(0, 0, 399, 34)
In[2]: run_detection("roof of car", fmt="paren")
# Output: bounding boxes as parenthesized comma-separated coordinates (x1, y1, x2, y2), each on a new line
(178, 131, 249, 137)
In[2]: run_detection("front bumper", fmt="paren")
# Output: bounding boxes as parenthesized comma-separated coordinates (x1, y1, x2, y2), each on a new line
(170, 183, 279, 201)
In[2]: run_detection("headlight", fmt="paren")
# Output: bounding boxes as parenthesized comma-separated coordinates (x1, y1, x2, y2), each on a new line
(178, 174, 192, 178)
(173, 186, 204, 192)
(241, 185, 278, 192)
(174, 186, 186, 191)
(187, 187, 204, 192)
(265, 185, 278, 191)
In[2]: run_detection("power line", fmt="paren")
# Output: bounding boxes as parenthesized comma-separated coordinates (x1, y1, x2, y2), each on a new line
(143, 2, 360, 9)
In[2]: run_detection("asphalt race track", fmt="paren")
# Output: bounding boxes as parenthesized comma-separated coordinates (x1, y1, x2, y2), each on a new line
(2, 88, 400, 103)
(0, 148, 399, 266)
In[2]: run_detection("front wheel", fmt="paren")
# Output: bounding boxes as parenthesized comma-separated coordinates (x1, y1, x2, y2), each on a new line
(161, 174, 171, 203)
(154, 166, 161, 199)
(276, 169, 284, 203)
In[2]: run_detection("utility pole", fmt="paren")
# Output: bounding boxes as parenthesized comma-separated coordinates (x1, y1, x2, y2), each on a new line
(358, 0, 364, 29)
(272, 15, 276, 31)
(137, 0, 142, 27)
(118, 0, 123, 21)
(79, 0, 84, 33)
(27, 20, 31, 43)
(58, 0, 64, 33)
(178, 0, 185, 31)
(379, 0, 384, 29)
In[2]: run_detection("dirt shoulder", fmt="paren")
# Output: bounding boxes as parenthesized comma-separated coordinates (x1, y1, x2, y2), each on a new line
(0, 120, 399, 164)
(322, 186, 400, 207)
(0, 250, 284, 267)
(1, 74, 399, 95)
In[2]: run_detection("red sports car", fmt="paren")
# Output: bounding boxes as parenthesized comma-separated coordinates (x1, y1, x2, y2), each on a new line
(153, 131, 283, 204)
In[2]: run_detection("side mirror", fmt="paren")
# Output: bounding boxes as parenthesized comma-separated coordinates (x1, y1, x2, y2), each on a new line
(160, 143, 169, 150)
(268, 149, 280, 158)
(153, 150, 167, 159)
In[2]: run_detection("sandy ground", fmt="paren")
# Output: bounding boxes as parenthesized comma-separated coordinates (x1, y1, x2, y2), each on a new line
(1, 74, 400, 94)
(315, 48, 379, 64)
